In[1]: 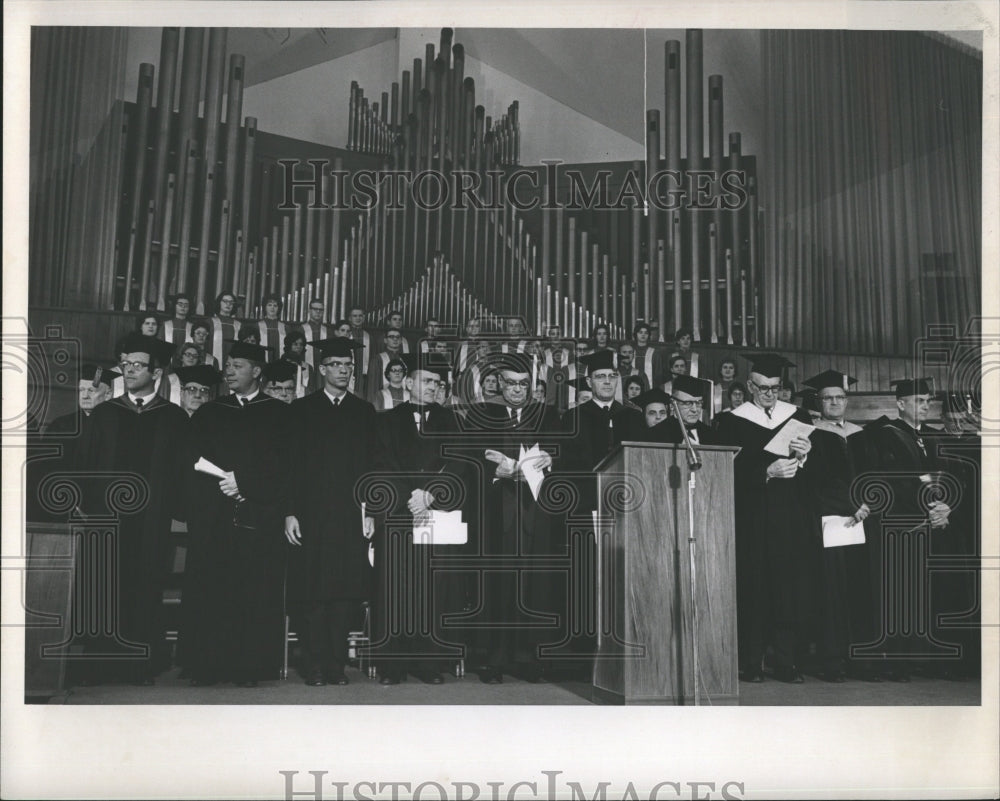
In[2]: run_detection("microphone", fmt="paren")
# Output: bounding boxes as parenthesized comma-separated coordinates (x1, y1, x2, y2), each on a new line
(668, 395, 702, 471)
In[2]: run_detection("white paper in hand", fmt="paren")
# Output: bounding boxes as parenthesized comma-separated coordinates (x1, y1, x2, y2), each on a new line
(764, 419, 815, 457)
(519, 444, 546, 500)
(194, 457, 229, 479)
(413, 510, 468, 545)
(822, 515, 865, 548)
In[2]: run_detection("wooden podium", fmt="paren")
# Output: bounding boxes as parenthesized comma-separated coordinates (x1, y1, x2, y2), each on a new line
(592, 442, 739, 704)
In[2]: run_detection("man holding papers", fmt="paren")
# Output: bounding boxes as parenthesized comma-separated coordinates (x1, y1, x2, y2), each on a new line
(715, 353, 815, 684)
(466, 351, 563, 684)
(798, 370, 877, 683)
(182, 341, 291, 688)
(369, 352, 471, 686)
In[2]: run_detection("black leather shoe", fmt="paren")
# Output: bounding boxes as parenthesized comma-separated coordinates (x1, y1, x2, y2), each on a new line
(478, 668, 503, 684)
(304, 671, 327, 687)
(326, 670, 349, 686)
(413, 668, 444, 685)
(740, 667, 764, 683)
(773, 666, 805, 684)
(379, 672, 401, 686)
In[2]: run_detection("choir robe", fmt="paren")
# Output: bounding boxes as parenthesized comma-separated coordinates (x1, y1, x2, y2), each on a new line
(161, 318, 192, 350)
(374, 385, 409, 411)
(76, 395, 188, 681)
(798, 423, 875, 674)
(365, 349, 406, 404)
(860, 416, 964, 673)
(714, 399, 817, 674)
(369, 402, 475, 674)
(181, 393, 292, 682)
(463, 401, 565, 669)
(257, 318, 288, 362)
(286, 390, 376, 604)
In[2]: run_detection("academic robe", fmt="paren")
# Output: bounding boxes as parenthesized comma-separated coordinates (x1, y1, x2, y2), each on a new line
(463, 401, 565, 669)
(714, 399, 817, 674)
(369, 402, 475, 673)
(25, 410, 93, 524)
(637, 416, 718, 446)
(286, 390, 377, 603)
(75, 395, 188, 681)
(799, 425, 876, 674)
(181, 393, 292, 682)
(860, 416, 967, 674)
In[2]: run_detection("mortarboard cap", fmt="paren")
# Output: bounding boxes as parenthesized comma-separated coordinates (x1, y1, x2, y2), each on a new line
(891, 377, 933, 398)
(119, 333, 173, 366)
(175, 365, 223, 387)
(308, 337, 364, 360)
(495, 351, 534, 375)
(226, 340, 269, 363)
(80, 363, 120, 388)
(579, 350, 616, 373)
(570, 376, 594, 393)
(669, 374, 711, 400)
(634, 388, 672, 410)
(803, 369, 856, 391)
(742, 352, 795, 379)
(261, 360, 299, 383)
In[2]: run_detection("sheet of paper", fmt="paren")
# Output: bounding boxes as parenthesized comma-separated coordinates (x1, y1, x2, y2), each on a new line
(413, 510, 468, 545)
(822, 515, 866, 548)
(519, 444, 546, 500)
(193, 456, 229, 479)
(763, 419, 816, 456)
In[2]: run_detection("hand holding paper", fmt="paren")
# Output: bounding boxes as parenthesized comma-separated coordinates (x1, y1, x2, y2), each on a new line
(764, 420, 815, 457)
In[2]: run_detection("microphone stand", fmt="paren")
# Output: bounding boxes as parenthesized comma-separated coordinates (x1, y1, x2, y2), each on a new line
(669, 396, 702, 705)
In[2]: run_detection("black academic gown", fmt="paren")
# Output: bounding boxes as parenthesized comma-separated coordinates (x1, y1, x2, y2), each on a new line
(26, 410, 92, 523)
(75, 395, 188, 682)
(645, 416, 718, 446)
(860, 416, 970, 675)
(714, 400, 816, 674)
(181, 393, 291, 683)
(799, 426, 875, 674)
(463, 401, 565, 669)
(369, 402, 474, 674)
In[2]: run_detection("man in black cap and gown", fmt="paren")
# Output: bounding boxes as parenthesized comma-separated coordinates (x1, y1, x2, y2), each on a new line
(714, 353, 815, 683)
(260, 359, 299, 405)
(284, 337, 376, 686)
(368, 351, 473, 685)
(74, 334, 188, 685)
(659, 375, 718, 446)
(860, 377, 957, 681)
(463, 350, 564, 683)
(797, 369, 878, 682)
(182, 341, 291, 687)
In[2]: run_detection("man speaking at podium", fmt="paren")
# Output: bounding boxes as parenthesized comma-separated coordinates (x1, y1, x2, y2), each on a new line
(715, 353, 814, 684)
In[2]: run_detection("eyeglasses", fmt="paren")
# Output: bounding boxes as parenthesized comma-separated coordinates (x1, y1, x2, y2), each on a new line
(674, 399, 704, 409)
(267, 385, 295, 394)
(321, 361, 353, 370)
(183, 386, 211, 396)
(119, 360, 150, 372)
(748, 379, 781, 395)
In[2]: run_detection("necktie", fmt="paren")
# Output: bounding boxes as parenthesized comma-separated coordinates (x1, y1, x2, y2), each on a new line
(333, 396, 341, 407)
(238, 396, 247, 407)
(413, 410, 422, 432)
(687, 426, 700, 444)
(134, 397, 144, 410)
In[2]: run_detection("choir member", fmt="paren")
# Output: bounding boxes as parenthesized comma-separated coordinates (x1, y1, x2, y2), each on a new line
(162, 293, 193, 349)
(374, 357, 411, 411)
(284, 338, 376, 686)
(256, 293, 288, 361)
(383, 309, 412, 352)
(347, 304, 374, 397)
(713, 357, 739, 414)
(300, 297, 330, 378)
(669, 327, 699, 377)
(366, 327, 407, 403)
(631, 321, 663, 390)
(208, 291, 241, 368)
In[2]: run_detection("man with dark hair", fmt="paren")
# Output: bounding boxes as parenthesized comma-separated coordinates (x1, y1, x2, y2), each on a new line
(420, 317, 442, 353)
(714, 353, 815, 683)
(182, 341, 291, 687)
(300, 298, 329, 389)
(369, 352, 471, 685)
(75, 334, 188, 686)
(285, 338, 376, 687)
(347, 304, 373, 397)
(384, 309, 411, 352)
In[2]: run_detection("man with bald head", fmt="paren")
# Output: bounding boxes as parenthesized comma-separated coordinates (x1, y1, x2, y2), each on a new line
(715, 353, 815, 684)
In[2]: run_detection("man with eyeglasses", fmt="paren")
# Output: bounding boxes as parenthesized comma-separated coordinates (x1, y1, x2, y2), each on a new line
(175, 365, 221, 416)
(366, 327, 408, 404)
(73, 334, 188, 687)
(369, 352, 470, 686)
(347, 304, 373, 397)
(714, 353, 815, 684)
(300, 298, 329, 389)
(285, 338, 376, 687)
(661, 374, 717, 446)
(261, 360, 298, 405)
(796, 370, 877, 683)
(466, 351, 562, 684)
(182, 341, 290, 688)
